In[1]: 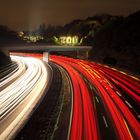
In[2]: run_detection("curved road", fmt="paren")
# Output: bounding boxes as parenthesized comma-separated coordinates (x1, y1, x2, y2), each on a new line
(0, 56, 52, 140)
(1, 54, 139, 140)
(50, 55, 140, 140)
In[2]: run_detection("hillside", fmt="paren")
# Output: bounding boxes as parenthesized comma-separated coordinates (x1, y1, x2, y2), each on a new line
(89, 11, 140, 73)
(0, 11, 140, 73)
(0, 51, 11, 67)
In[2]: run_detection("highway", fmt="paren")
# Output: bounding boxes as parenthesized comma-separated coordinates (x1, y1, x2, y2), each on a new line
(0, 62, 18, 81)
(50, 55, 140, 140)
(0, 53, 139, 140)
(0, 56, 52, 140)
(0, 56, 26, 91)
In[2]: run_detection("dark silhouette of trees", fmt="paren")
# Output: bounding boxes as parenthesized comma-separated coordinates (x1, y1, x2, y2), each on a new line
(89, 11, 140, 73)
(0, 25, 23, 45)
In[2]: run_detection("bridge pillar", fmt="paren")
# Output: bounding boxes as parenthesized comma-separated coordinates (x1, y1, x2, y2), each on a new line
(77, 50, 89, 59)
(86, 50, 89, 59)
(43, 51, 49, 62)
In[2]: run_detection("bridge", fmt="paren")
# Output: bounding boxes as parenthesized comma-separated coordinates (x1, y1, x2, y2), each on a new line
(0, 45, 92, 61)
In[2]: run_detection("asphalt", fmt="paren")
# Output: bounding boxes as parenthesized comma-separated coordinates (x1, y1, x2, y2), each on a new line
(14, 63, 62, 140)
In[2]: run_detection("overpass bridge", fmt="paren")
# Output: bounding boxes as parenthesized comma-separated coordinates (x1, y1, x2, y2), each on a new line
(0, 45, 92, 61)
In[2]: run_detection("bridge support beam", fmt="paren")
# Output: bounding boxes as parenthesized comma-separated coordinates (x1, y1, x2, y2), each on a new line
(77, 50, 89, 60)
(43, 51, 49, 62)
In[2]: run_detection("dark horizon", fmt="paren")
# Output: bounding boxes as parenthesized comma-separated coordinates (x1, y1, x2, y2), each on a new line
(0, 0, 140, 31)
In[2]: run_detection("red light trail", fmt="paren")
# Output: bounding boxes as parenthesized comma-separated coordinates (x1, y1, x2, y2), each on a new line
(50, 55, 140, 140)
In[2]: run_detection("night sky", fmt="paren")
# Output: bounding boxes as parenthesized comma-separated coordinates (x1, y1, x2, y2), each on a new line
(0, 0, 140, 31)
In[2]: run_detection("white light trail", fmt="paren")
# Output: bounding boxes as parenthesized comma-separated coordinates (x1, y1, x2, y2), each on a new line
(0, 55, 51, 140)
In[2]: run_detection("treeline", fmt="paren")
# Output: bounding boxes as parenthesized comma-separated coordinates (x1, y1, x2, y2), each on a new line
(0, 14, 121, 45)
(90, 11, 140, 73)
(32, 14, 117, 44)
(0, 10, 140, 72)
(0, 25, 23, 45)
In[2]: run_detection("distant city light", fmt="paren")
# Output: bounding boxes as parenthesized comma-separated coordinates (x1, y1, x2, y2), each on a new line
(18, 31, 44, 43)
(18, 31, 24, 37)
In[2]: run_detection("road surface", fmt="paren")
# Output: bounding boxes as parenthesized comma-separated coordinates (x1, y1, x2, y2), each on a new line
(50, 55, 140, 140)
(0, 56, 52, 140)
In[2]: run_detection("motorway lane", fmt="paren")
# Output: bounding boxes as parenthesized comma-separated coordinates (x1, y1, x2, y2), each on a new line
(98, 70, 140, 118)
(90, 63, 140, 103)
(84, 62, 140, 121)
(78, 61, 140, 140)
(50, 56, 99, 140)
(0, 56, 26, 91)
(51, 56, 117, 140)
(0, 56, 52, 140)
(0, 62, 18, 80)
(14, 63, 63, 140)
(10, 52, 43, 59)
(50, 55, 140, 140)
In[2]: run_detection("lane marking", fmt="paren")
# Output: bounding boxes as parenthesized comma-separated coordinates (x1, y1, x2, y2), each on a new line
(109, 84, 113, 89)
(90, 84, 93, 90)
(125, 101, 132, 108)
(102, 115, 108, 128)
(95, 97, 99, 103)
(123, 119, 133, 140)
(116, 91, 122, 97)
(131, 76, 139, 81)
